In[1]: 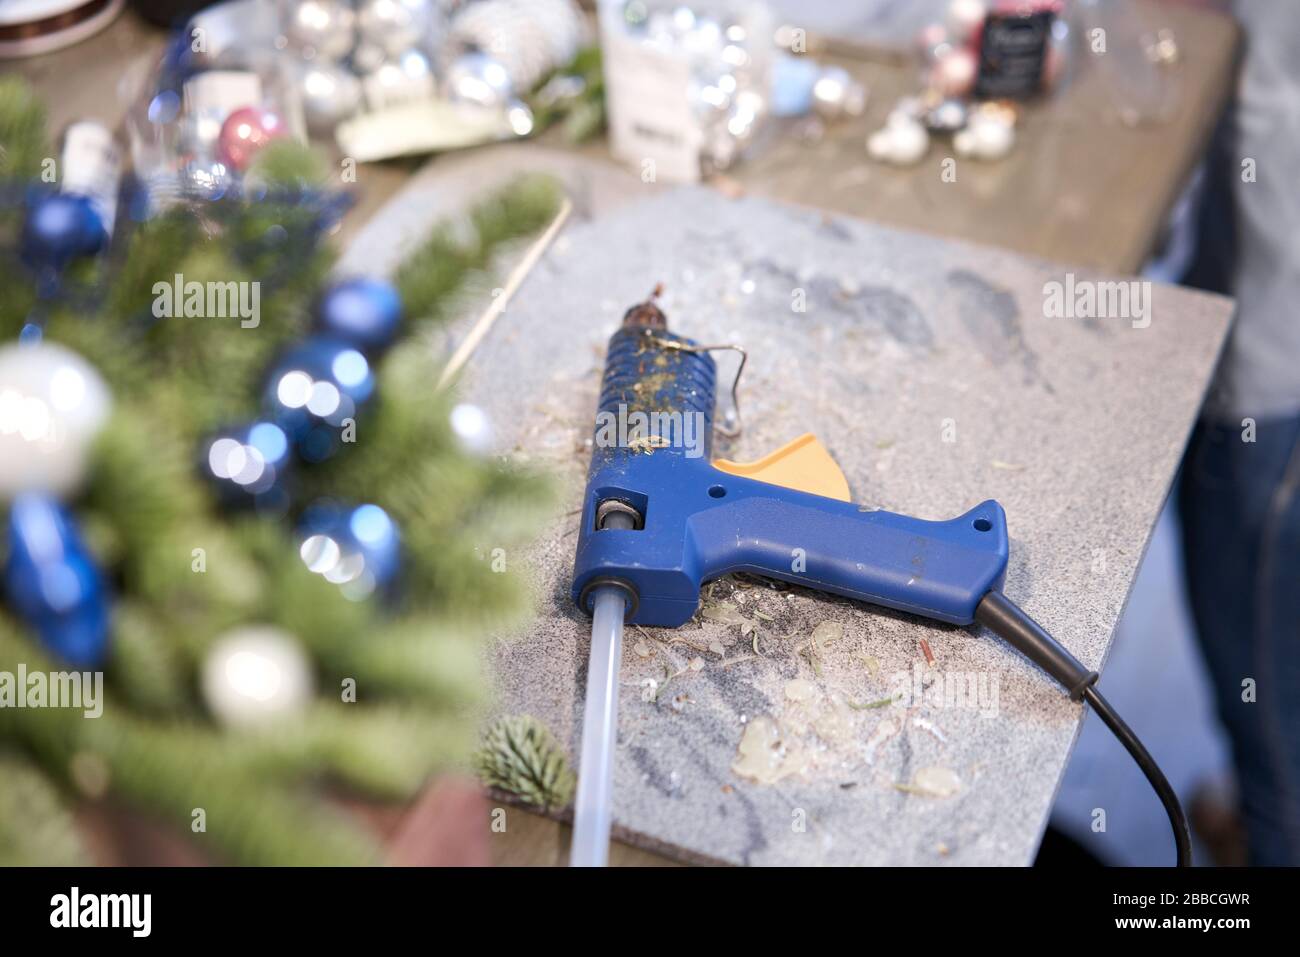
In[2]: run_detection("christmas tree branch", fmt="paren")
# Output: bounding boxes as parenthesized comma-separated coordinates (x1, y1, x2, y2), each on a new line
(1, 76, 565, 863)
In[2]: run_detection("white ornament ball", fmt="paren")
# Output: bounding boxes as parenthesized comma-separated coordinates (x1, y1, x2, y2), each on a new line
(945, 0, 987, 46)
(812, 66, 867, 120)
(954, 111, 1016, 160)
(868, 116, 929, 166)
(0, 342, 111, 500)
(284, 0, 357, 61)
(450, 402, 494, 455)
(888, 96, 925, 125)
(201, 626, 314, 728)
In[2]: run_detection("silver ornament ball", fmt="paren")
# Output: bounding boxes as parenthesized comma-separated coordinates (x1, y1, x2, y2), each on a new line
(352, 40, 388, 74)
(726, 88, 765, 147)
(362, 48, 436, 109)
(300, 63, 365, 133)
(356, 0, 439, 58)
(181, 155, 235, 201)
(283, 0, 357, 61)
(679, 16, 724, 60)
(691, 73, 735, 122)
(444, 51, 514, 109)
(447, 0, 587, 93)
(506, 99, 535, 137)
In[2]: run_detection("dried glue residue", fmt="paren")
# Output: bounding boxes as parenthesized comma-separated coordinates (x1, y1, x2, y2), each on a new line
(731, 716, 810, 784)
(784, 678, 817, 702)
(781, 681, 854, 745)
(733, 681, 867, 785)
(787, 679, 856, 747)
(810, 621, 843, 652)
(701, 602, 751, 629)
(863, 716, 899, 765)
(911, 766, 962, 797)
(912, 716, 948, 743)
(812, 699, 855, 745)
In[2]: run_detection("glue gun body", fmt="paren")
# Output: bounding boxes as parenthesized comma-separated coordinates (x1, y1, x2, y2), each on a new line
(571, 315, 1009, 628)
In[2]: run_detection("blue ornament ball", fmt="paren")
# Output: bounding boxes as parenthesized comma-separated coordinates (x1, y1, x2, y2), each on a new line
(315, 278, 403, 353)
(21, 193, 108, 272)
(4, 494, 110, 668)
(298, 500, 401, 599)
(264, 336, 374, 463)
(201, 420, 292, 512)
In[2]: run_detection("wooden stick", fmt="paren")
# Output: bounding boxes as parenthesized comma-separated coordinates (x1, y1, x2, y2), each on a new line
(436, 197, 573, 392)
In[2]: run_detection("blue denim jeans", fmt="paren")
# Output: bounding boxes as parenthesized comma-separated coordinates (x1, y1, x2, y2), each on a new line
(1179, 414, 1300, 864)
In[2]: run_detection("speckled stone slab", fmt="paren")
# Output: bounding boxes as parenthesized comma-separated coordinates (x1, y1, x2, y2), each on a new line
(368, 181, 1234, 865)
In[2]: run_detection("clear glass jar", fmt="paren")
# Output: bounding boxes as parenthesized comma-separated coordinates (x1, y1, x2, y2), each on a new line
(597, 0, 777, 181)
(123, 2, 305, 212)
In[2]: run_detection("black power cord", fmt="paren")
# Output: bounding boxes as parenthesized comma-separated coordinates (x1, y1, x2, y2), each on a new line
(975, 591, 1193, 867)
(1081, 684, 1193, 866)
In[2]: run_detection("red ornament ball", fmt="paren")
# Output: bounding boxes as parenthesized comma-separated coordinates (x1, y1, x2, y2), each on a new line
(929, 46, 978, 98)
(217, 106, 287, 172)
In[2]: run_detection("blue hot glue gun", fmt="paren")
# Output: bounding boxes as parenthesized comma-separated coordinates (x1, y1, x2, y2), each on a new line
(567, 291, 1190, 868)
(570, 301, 1010, 629)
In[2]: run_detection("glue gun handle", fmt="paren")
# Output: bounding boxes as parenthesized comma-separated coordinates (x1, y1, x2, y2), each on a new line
(689, 480, 1009, 626)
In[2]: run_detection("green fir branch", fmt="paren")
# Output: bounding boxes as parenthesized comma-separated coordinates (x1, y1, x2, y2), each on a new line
(473, 715, 576, 810)
(0, 749, 89, 866)
(393, 173, 561, 325)
(0, 76, 49, 180)
(0, 78, 565, 864)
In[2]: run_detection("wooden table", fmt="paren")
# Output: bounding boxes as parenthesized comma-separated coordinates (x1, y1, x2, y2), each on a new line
(16, 1, 1238, 273)
(745, 0, 1240, 274)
